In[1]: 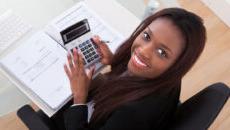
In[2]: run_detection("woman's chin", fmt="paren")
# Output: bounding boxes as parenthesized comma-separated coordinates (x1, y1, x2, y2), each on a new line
(127, 60, 145, 78)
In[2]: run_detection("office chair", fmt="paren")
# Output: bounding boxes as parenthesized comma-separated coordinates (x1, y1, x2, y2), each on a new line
(168, 82, 230, 130)
(17, 82, 230, 130)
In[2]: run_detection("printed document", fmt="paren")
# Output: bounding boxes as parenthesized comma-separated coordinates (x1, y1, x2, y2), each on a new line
(0, 2, 124, 117)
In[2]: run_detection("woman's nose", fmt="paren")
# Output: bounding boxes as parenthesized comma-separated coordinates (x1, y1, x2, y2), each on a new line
(139, 43, 153, 58)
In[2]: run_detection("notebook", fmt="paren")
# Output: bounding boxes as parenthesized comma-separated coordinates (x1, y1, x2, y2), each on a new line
(0, 2, 124, 117)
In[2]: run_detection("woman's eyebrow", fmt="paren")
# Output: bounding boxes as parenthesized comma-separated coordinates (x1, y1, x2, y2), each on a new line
(147, 27, 153, 37)
(147, 27, 173, 55)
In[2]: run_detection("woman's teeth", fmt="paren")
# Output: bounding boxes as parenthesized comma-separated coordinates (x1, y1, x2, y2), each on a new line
(134, 54, 147, 67)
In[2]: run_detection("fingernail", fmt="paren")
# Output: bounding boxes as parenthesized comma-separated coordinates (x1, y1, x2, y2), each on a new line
(92, 36, 96, 39)
(85, 68, 90, 74)
(73, 48, 77, 52)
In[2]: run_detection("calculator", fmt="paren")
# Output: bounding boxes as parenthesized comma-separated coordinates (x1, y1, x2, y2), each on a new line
(60, 19, 101, 68)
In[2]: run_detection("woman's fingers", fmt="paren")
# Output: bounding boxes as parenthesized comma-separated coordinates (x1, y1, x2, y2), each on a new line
(86, 65, 95, 79)
(92, 35, 111, 54)
(73, 48, 78, 67)
(64, 64, 72, 79)
(66, 48, 86, 74)
(92, 35, 101, 44)
(67, 52, 74, 71)
(78, 52, 85, 71)
(92, 35, 105, 48)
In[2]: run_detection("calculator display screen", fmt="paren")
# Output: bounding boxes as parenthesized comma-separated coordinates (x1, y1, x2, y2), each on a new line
(61, 19, 90, 44)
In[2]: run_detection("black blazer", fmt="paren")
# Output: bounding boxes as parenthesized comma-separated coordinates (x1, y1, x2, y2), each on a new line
(64, 85, 180, 130)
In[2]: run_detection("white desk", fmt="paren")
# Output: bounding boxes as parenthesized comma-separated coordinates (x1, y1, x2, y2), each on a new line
(0, 0, 140, 116)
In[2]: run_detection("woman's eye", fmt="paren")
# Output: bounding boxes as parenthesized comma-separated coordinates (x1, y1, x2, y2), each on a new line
(143, 32, 150, 41)
(157, 48, 167, 58)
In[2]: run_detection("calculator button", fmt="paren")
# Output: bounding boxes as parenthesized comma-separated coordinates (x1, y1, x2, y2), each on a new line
(89, 48, 94, 52)
(81, 48, 85, 51)
(90, 57, 94, 61)
(94, 54, 99, 58)
(93, 43, 98, 49)
(85, 55, 89, 59)
(92, 51, 96, 55)
(82, 41, 87, 46)
(94, 45, 98, 49)
(88, 44, 92, 47)
(83, 51, 87, 55)
(86, 40, 91, 44)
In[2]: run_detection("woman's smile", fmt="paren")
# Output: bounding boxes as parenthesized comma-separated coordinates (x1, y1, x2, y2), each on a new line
(130, 50, 150, 70)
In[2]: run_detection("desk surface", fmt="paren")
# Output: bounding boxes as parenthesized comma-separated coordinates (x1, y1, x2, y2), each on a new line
(0, 0, 140, 116)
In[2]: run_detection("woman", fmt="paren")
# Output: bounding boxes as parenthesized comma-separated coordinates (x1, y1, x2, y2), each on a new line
(63, 8, 206, 130)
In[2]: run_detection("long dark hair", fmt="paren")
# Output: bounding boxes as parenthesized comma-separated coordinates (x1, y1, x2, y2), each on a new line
(89, 8, 206, 126)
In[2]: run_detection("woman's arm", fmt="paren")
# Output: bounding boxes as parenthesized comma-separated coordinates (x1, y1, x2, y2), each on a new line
(64, 93, 178, 130)
(64, 105, 149, 130)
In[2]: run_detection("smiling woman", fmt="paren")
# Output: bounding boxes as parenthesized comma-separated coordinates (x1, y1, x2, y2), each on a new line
(128, 17, 185, 78)
(63, 8, 206, 130)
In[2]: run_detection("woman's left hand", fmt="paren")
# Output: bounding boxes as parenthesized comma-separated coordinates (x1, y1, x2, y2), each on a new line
(64, 48, 95, 104)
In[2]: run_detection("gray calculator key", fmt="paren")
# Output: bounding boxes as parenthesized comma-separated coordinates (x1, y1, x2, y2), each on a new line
(85, 55, 89, 59)
(86, 40, 91, 44)
(82, 42, 87, 46)
(93, 43, 98, 49)
(89, 48, 94, 51)
(94, 54, 99, 58)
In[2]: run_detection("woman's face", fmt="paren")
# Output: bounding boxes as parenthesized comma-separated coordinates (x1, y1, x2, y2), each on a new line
(128, 18, 185, 78)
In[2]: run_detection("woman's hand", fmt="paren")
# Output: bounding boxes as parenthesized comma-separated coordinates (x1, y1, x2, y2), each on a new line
(64, 48, 95, 104)
(92, 35, 113, 65)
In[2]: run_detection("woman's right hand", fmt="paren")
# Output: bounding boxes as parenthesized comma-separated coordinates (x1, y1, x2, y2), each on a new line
(92, 35, 113, 65)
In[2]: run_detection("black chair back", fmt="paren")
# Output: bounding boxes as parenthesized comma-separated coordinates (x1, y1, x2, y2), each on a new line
(169, 83, 230, 130)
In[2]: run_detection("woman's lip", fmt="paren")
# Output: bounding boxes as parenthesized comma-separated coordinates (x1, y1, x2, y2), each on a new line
(133, 50, 150, 67)
(131, 53, 149, 69)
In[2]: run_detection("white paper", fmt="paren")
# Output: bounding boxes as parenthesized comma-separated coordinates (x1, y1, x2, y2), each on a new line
(0, 32, 71, 109)
(45, 2, 124, 53)
(0, 1, 126, 115)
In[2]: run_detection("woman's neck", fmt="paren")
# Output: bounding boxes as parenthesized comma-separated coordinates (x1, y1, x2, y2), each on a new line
(120, 70, 133, 77)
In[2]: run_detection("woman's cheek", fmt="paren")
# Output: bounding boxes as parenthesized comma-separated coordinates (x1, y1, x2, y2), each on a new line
(150, 60, 167, 75)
